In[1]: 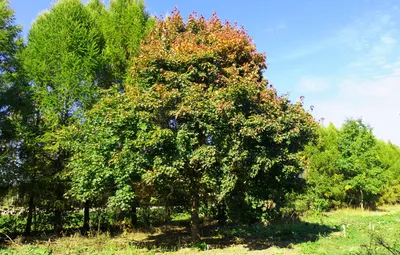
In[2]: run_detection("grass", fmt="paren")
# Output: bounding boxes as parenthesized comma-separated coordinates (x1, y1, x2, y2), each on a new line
(296, 205, 400, 254)
(1, 205, 400, 254)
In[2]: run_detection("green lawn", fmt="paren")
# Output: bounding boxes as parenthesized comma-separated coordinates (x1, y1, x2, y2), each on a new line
(2, 205, 400, 254)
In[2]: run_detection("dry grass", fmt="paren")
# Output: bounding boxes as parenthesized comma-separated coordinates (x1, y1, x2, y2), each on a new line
(3, 237, 299, 255)
(325, 204, 400, 216)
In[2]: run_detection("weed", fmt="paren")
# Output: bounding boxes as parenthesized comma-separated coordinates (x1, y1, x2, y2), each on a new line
(191, 242, 208, 251)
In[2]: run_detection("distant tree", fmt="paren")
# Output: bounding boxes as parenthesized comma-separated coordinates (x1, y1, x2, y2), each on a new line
(305, 120, 395, 210)
(23, 0, 106, 234)
(338, 119, 384, 209)
(376, 140, 400, 204)
(304, 124, 344, 208)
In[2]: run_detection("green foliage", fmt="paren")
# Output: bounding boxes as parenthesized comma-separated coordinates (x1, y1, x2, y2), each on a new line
(86, 0, 153, 86)
(280, 192, 329, 219)
(376, 141, 400, 205)
(65, 88, 144, 210)
(192, 242, 208, 251)
(338, 119, 383, 208)
(23, 0, 105, 127)
(64, 0, 152, 219)
(358, 233, 400, 255)
(0, 0, 25, 115)
(305, 119, 397, 210)
(0, 0, 30, 197)
(0, 247, 52, 255)
(65, 9, 317, 243)
(305, 123, 344, 208)
(0, 213, 26, 234)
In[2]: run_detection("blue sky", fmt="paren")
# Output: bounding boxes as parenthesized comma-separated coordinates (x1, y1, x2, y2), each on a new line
(10, 0, 400, 145)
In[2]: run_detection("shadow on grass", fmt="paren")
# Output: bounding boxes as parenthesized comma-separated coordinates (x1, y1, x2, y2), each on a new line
(130, 219, 339, 251)
(0, 219, 339, 252)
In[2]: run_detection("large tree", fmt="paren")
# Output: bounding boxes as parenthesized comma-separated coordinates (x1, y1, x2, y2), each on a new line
(127, 11, 317, 242)
(23, 0, 106, 234)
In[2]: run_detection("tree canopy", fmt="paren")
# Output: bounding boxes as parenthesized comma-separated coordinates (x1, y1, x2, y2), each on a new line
(304, 119, 397, 210)
(67, 10, 317, 242)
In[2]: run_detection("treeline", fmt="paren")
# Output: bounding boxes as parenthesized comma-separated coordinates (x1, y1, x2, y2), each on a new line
(0, 0, 398, 245)
(300, 120, 400, 212)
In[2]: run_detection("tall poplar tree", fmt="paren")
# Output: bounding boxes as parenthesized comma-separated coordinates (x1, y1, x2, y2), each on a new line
(23, 0, 105, 234)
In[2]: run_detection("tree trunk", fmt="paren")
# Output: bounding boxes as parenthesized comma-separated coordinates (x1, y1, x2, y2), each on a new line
(131, 201, 138, 227)
(26, 121, 38, 236)
(189, 125, 205, 243)
(360, 190, 364, 210)
(83, 200, 90, 234)
(33, 205, 37, 232)
(54, 209, 62, 235)
(217, 202, 227, 226)
(165, 201, 171, 224)
(25, 193, 34, 235)
(53, 149, 66, 235)
(54, 183, 64, 235)
(190, 193, 200, 244)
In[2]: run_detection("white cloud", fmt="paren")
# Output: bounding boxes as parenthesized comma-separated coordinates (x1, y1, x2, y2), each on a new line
(339, 12, 398, 71)
(297, 76, 331, 93)
(381, 35, 396, 45)
(295, 11, 400, 146)
(265, 22, 286, 33)
(272, 12, 396, 64)
(311, 68, 400, 145)
(271, 37, 333, 63)
(277, 23, 286, 30)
